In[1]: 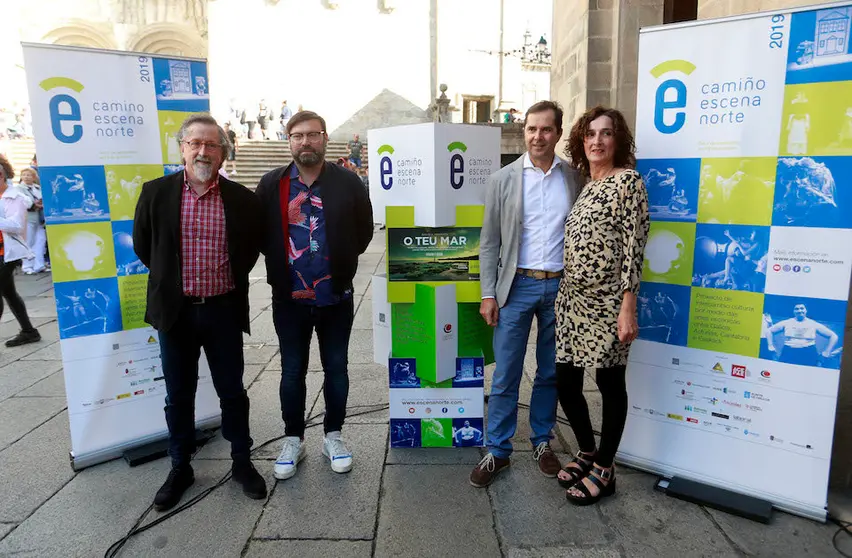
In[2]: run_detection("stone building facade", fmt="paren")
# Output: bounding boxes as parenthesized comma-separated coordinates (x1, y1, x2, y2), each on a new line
(550, 0, 852, 492)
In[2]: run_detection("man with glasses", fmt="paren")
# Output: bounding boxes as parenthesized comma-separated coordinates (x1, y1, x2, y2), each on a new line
(255, 111, 373, 481)
(133, 113, 266, 511)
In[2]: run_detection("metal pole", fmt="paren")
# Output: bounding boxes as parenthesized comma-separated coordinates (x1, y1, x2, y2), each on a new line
(497, 0, 504, 118)
(430, 0, 438, 103)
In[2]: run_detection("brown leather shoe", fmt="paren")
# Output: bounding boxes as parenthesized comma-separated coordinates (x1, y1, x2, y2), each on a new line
(469, 453, 511, 487)
(533, 442, 561, 477)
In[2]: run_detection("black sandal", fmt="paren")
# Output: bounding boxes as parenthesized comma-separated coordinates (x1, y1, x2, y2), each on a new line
(557, 450, 596, 489)
(565, 464, 616, 506)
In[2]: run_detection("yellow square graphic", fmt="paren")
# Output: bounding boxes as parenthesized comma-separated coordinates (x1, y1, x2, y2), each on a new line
(158, 110, 193, 164)
(779, 82, 852, 157)
(106, 165, 164, 221)
(47, 222, 118, 283)
(697, 157, 776, 225)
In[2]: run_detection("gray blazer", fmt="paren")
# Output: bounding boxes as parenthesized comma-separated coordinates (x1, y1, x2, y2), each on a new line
(479, 153, 581, 307)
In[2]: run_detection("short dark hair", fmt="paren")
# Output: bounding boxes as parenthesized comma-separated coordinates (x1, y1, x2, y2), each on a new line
(565, 105, 636, 178)
(0, 155, 14, 181)
(286, 111, 327, 135)
(524, 101, 563, 132)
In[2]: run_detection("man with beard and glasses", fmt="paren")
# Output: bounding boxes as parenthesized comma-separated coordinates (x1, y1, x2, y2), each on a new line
(133, 113, 266, 511)
(255, 111, 373, 481)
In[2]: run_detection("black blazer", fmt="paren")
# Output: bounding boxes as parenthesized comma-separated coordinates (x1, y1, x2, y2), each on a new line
(132, 171, 263, 333)
(255, 162, 373, 298)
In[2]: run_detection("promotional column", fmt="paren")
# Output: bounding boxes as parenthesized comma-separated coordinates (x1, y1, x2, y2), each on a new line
(622, 2, 852, 520)
(22, 43, 220, 469)
(369, 123, 500, 448)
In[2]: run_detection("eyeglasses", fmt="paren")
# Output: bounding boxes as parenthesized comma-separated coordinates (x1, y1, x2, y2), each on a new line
(288, 131, 325, 143)
(181, 140, 223, 150)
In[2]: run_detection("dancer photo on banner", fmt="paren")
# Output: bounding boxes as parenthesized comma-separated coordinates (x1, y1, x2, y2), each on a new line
(692, 224, 769, 292)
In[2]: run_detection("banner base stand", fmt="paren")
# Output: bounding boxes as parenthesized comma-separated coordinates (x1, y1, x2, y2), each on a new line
(122, 429, 217, 468)
(657, 476, 773, 524)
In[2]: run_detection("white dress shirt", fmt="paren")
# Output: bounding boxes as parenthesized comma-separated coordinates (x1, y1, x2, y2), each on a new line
(517, 153, 570, 272)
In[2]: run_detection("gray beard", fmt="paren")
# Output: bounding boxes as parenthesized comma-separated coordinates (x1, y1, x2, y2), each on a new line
(193, 162, 214, 182)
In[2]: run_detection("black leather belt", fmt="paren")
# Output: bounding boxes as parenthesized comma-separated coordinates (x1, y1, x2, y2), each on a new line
(184, 292, 233, 305)
(516, 268, 563, 280)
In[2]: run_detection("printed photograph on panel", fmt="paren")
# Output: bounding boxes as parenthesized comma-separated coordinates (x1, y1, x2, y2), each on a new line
(760, 294, 846, 369)
(692, 224, 769, 292)
(452, 418, 484, 447)
(105, 164, 163, 221)
(47, 222, 117, 282)
(390, 419, 421, 448)
(696, 157, 776, 225)
(636, 158, 701, 222)
(772, 155, 852, 228)
(779, 82, 852, 156)
(39, 165, 110, 224)
(642, 221, 696, 286)
(786, 6, 852, 84)
(54, 277, 122, 339)
(389, 358, 420, 388)
(152, 58, 210, 112)
(111, 220, 147, 276)
(421, 418, 453, 447)
(637, 282, 691, 346)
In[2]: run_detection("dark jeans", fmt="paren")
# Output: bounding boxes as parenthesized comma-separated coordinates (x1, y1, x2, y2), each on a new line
(0, 259, 35, 332)
(158, 294, 252, 467)
(556, 363, 628, 468)
(272, 297, 354, 438)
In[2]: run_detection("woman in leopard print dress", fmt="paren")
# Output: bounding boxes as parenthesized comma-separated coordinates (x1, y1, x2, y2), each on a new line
(554, 106, 649, 505)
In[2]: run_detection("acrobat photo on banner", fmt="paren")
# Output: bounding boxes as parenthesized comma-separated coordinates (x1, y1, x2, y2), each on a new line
(452, 418, 484, 447)
(773, 156, 852, 228)
(55, 278, 122, 340)
(692, 224, 769, 292)
(786, 6, 852, 85)
(390, 419, 421, 448)
(697, 158, 776, 225)
(636, 158, 700, 222)
(637, 282, 691, 346)
(112, 221, 148, 276)
(39, 165, 110, 224)
(760, 294, 845, 369)
(389, 358, 420, 388)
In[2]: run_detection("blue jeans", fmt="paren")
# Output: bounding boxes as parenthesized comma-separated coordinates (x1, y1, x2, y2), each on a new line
(158, 295, 252, 467)
(272, 297, 354, 437)
(486, 274, 559, 458)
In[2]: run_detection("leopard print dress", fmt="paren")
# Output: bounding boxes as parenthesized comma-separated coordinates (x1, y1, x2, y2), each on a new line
(555, 169, 650, 368)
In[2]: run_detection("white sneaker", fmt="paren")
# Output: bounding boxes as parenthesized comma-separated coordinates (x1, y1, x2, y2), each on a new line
(273, 436, 305, 480)
(322, 431, 353, 473)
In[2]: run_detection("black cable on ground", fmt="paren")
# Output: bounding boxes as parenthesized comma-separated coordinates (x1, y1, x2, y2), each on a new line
(828, 514, 852, 558)
(104, 404, 389, 558)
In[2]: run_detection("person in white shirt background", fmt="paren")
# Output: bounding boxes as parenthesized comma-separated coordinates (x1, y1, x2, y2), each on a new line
(18, 167, 47, 274)
(765, 303, 839, 367)
(0, 155, 41, 347)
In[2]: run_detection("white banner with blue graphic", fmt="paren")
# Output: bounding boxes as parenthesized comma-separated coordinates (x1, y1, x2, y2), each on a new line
(22, 43, 221, 469)
(622, 2, 852, 520)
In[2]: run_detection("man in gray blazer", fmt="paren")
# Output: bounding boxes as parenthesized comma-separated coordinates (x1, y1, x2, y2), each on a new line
(470, 101, 581, 487)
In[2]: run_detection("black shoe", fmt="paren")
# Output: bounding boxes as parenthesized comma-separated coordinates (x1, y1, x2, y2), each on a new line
(232, 460, 267, 500)
(6, 330, 41, 347)
(153, 465, 194, 511)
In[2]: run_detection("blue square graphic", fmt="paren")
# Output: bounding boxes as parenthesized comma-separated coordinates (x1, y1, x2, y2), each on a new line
(112, 220, 148, 276)
(40, 165, 110, 224)
(453, 357, 484, 388)
(760, 294, 846, 369)
(55, 277, 122, 339)
(772, 156, 852, 228)
(390, 419, 421, 448)
(389, 358, 419, 388)
(637, 282, 691, 347)
(692, 224, 769, 293)
(786, 7, 852, 84)
(452, 418, 484, 447)
(636, 158, 701, 222)
(152, 58, 210, 112)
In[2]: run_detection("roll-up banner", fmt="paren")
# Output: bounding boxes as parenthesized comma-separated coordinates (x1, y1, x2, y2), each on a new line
(22, 43, 221, 470)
